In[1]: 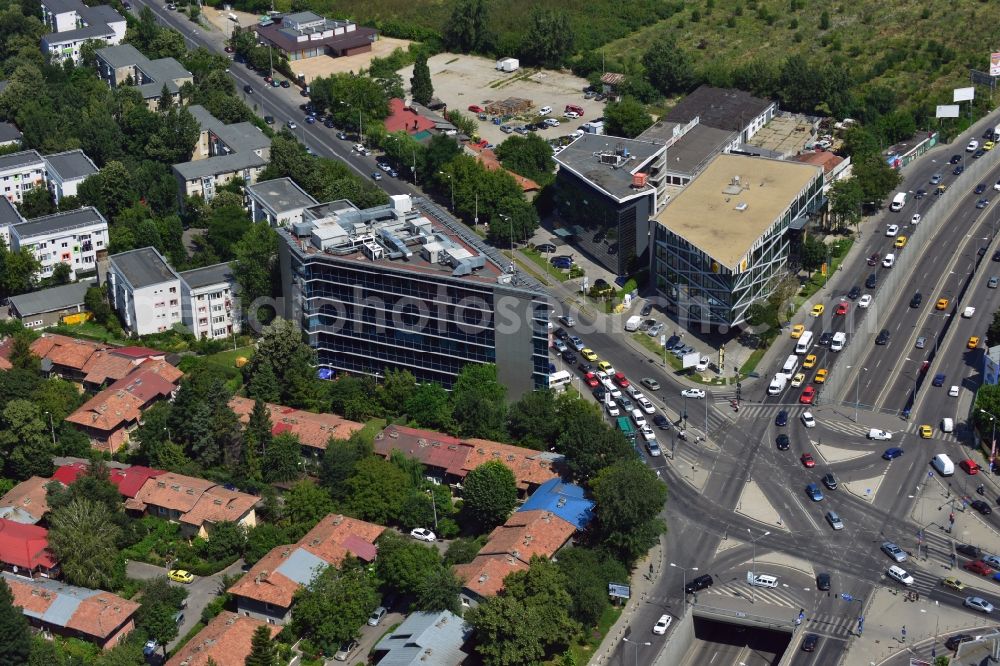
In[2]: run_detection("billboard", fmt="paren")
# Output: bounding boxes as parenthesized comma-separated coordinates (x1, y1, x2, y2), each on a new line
(992, 52, 1000, 77)
(682, 351, 701, 369)
(936, 105, 960, 118)
(954, 86, 975, 102)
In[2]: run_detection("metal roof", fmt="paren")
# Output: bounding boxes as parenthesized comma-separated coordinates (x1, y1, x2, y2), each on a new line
(274, 547, 327, 585)
(11, 206, 106, 240)
(517, 478, 594, 530)
(179, 262, 234, 291)
(110, 246, 180, 289)
(44, 150, 99, 182)
(374, 611, 471, 666)
(0, 150, 44, 173)
(246, 177, 318, 213)
(0, 122, 22, 143)
(9, 278, 95, 317)
(173, 151, 268, 181)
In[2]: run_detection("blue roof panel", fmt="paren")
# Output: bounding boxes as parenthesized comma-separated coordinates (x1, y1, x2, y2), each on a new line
(275, 547, 327, 585)
(517, 478, 594, 530)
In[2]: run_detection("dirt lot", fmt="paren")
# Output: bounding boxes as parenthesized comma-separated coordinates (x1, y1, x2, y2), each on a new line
(201, 8, 412, 84)
(398, 53, 607, 146)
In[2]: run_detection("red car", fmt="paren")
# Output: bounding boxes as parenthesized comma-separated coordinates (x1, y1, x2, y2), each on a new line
(867, 253, 880, 266)
(800, 386, 816, 404)
(964, 560, 994, 576)
(613, 372, 630, 388)
(835, 302, 849, 315)
(801, 453, 815, 468)
(960, 459, 981, 475)
(468, 105, 484, 113)
(583, 372, 599, 388)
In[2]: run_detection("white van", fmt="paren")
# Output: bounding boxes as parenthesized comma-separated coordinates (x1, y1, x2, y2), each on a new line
(941, 418, 954, 433)
(890, 192, 907, 212)
(932, 453, 955, 476)
(768, 374, 788, 395)
(831, 331, 847, 352)
(887, 565, 914, 586)
(867, 429, 892, 441)
(750, 574, 778, 588)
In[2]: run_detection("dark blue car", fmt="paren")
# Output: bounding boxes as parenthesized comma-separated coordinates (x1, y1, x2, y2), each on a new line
(806, 483, 824, 501)
(883, 447, 904, 460)
(775, 410, 788, 427)
(932, 373, 946, 387)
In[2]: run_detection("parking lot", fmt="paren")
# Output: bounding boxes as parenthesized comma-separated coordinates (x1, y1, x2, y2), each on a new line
(398, 53, 607, 146)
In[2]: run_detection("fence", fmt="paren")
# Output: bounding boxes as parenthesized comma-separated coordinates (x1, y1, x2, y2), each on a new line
(821, 143, 1000, 408)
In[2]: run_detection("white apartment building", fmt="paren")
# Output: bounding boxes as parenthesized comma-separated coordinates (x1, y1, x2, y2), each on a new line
(107, 247, 183, 336)
(45, 149, 99, 204)
(10, 207, 109, 280)
(0, 150, 46, 205)
(179, 263, 240, 340)
(40, 0, 125, 64)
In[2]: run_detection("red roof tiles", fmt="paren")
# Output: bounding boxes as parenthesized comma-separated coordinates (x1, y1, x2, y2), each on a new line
(0, 519, 56, 569)
(132, 473, 257, 530)
(0, 477, 58, 524)
(228, 397, 363, 451)
(384, 98, 436, 136)
(166, 611, 282, 666)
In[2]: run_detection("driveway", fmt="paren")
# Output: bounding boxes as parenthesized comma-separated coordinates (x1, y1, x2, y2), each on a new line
(127, 559, 246, 650)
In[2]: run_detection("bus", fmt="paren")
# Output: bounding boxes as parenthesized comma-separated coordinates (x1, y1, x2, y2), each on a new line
(548, 370, 572, 392)
(795, 331, 814, 354)
(616, 416, 636, 444)
(781, 354, 799, 378)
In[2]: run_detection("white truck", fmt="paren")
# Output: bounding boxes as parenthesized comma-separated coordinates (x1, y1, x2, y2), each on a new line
(625, 316, 642, 332)
(831, 331, 847, 351)
(495, 58, 519, 72)
(767, 374, 788, 395)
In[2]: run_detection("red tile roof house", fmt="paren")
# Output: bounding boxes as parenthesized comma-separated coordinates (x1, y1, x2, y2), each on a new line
(452, 509, 577, 608)
(65, 365, 180, 454)
(228, 514, 384, 624)
(127, 472, 258, 540)
(384, 98, 437, 137)
(0, 519, 58, 579)
(28, 333, 170, 389)
(4, 572, 139, 649)
(0, 476, 61, 525)
(52, 462, 165, 500)
(228, 397, 363, 458)
(166, 611, 282, 666)
(373, 425, 562, 497)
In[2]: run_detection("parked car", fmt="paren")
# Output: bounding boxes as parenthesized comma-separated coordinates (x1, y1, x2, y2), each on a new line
(368, 606, 387, 626)
(410, 527, 436, 542)
(168, 569, 194, 584)
(334, 639, 359, 662)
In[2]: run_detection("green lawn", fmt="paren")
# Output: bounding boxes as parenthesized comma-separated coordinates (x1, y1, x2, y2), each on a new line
(203, 346, 255, 370)
(521, 249, 570, 282)
(562, 605, 622, 665)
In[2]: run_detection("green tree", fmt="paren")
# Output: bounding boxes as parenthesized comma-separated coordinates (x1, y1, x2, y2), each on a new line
(290, 561, 379, 654)
(828, 178, 864, 232)
(7, 330, 39, 373)
(346, 457, 412, 524)
(603, 97, 653, 138)
(643, 38, 696, 96)
(555, 398, 633, 481)
(240, 399, 271, 486)
(232, 221, 279, 309)
(319, 431, 372, 501)
(410, 52, 434, 106)
(853, 151, 902, 206)
(247, 360, 280, 404)
(378, 368, 417, 415)
(0, 577, 30, 666)
(77, 161, 136, 219)
(451, 364, 507, 440)
(16, 186, 54, 219)
(309, 73, 391, 131)
(263, 432, 302, 483)
(487, 197, 539, 247)
(590, 459, 667, 565)
(0, 241, 41, 298)
(819, 10, 830, 29)
(444, 536, 485, 565)
(463, 460, 518, 529)
(199, 521, 246, 562)
(284, 480, 334, 526)
(205, 204, 252, 259)
(520, 9, 574, 68)
(376, 533, 442, 595)
(507, 389, 559, 449)
(48, 497, 124, 589)
(443, 0, 491, 53)
(244, 524, 287, 566)
(988, 311, 1000, 348)
(404, 383, 455, 431)
(48, 262, 71, 285)
(494, 133, 555, 186)
(414, 565, 462, 614)
(245, 318, 322, 409)
(555, 548, 627, 627)
(245, 624, 277, 666)
(801, 235, 827, 273)
(0, 399, 55, 480)
(137, 603, 178, 656)
(85, 286, 114, 326)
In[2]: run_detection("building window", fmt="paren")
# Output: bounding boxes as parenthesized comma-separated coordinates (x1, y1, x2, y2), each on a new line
(169, 299, 178, 306)
(169, 286, 176, 293)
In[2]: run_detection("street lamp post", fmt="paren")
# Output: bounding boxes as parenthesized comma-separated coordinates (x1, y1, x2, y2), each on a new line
(979, 408, 999, 468)
(43, 411, 55, 446)
(669, 563, 698, 602)
(425, 489, 438, 531)
(747, 528, 770, 604)
(847, 366, 868, 423)
(438, 171, 454, 211)
(499, 213, 514, 274)
(621, 638, 651, 666)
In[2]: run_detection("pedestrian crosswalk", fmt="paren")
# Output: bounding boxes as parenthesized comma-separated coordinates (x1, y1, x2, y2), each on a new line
(703, 578, 800, 608)
(902, 421, 962, 444)
(801, 610, 859, 639)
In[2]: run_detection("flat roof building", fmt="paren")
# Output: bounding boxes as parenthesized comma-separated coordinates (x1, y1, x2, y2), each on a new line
(652, 153, 824, 327)
(664, 85, 778, 144)
(179, 262, 239, 341)
(0, 150, 46, 206)
(253, 11, 377, 62)
(279, 192, 550, 398)
(40, 0, 125, 64)
(8, 277, 95, 329)
(107, 246, 183, 336)
(10, 206, 109, 281)
(44, 149, 99, 204)
(95, 44, 192, 109)
(0, 122, 22, 148)
(245, 177, 318, 228)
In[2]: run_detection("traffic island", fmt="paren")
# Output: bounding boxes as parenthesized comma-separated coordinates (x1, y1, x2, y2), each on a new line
(842, 474, 884, 503)
(735, 479, 790, 531)
(812, 440, 871, 464)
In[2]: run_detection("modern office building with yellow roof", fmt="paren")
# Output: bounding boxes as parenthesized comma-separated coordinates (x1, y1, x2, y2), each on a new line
(652, 153, 825, 328)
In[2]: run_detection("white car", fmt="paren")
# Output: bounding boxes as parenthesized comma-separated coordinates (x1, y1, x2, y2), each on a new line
(968, 139, 980, 152)
(637, 397, 656, 414)
(965, 596, 995, 613)
(695, 356, 710, 372)
(882, 253, 895, 268)
(627, 385, 644, 399)
(962, 306, 976, 318)
(887, 565, 914, 586)
(652, 614, 673, 635)
(605, 400, 620, 417)
(911, 213, 921, 225)
(750, 574, 778, 588)
(640, 424, 656, 442)
(949, 385, 960, 397)
(858, 294, 873, 309)
(538, 106, 552, 116)
(564, 111, 580, 119)
(885, 224, 899, 237)
(801, 411, 816, 428)
(681, 388, 706, 399)
(631, 409, 647, 428)
(410, 527, 435, 542)
(868, 429, 892, 441)
(544, 118, 560, 128)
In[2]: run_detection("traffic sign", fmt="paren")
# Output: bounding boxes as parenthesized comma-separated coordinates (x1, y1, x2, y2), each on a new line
(841, 593, 853, 601)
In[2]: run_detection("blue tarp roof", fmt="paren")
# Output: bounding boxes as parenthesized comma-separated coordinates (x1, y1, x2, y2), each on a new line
(275, 548, 327, 585)
(517, 478, 594, 531)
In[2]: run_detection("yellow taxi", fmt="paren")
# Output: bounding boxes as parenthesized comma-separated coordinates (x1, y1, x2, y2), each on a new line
(168, 569, 194, 584)
(969, 336, 981, 349)
(790, 324, 805, 339)
(942, 576, 966, 591)
(986, 141, 996, 151)
(936, 298, 949, 310)
(919, 425, 933, 439)
(580, 348, 598, 362)
(791, 372, 806, 388)
(597, 360, 614, 373)
(802, 354, 817, 369)
(814, 369, 828, 383)
(810, 304, 824, 317)
(894, 236, 907, 248)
